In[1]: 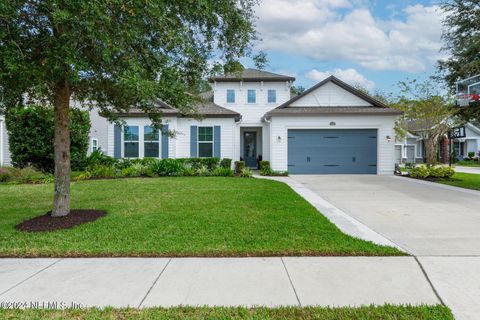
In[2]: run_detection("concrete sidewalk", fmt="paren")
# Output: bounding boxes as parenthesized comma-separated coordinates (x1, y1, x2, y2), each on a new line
(455, 166, 480, 175)
(0, 257, 439, 309)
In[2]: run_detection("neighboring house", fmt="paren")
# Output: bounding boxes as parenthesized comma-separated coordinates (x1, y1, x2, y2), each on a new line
(2, 69, 403, 175)
(0, 113, 11, 166)
(451, 123, 480, 159)
(394, 121, 480, 164)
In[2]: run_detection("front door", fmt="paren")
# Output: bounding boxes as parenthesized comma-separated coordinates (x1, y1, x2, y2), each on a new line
(244, 132, 257, 168)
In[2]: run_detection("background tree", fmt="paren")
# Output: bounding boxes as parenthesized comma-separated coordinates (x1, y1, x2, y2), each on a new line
(0, 1, 258, 217)
(395, 79, 457, 165)
(6, 106, 90, 172)
(438, 0, 480, 121)
(290, 85, 305, 97)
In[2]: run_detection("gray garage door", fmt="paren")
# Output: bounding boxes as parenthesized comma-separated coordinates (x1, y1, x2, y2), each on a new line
(288, 129, 377, 174)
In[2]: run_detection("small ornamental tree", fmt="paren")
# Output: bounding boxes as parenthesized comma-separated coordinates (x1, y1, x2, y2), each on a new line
(6, 106, 90, 172)
(0, 1, 258, 217)
(395, 79, 457, 165)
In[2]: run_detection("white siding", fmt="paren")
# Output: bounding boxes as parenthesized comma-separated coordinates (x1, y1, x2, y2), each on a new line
(213, 81, 291, 124)
(0, 116, 11, 166)
(269, 115, 397, 175)
(176, 118, 235, 159)
(88, 108, 109, 154)
(114, 117, 176, 158)
(290, 81, 373, 107)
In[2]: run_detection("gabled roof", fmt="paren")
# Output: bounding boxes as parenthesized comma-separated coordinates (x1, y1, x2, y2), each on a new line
(117, 92, 241, 120)
(209, 68, 295, 82)
(281, 75, 388, 108)
(265, 75, 403, 118)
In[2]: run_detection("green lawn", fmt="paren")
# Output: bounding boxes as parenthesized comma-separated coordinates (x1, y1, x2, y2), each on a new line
(0, 177, 402, 257)
(455, 160, 480, 167)
(0, 305, 453, 320)
(437, 172, 480, 191)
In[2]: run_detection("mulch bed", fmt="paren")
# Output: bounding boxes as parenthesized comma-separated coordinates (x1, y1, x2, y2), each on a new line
(15, 209, 106, 232)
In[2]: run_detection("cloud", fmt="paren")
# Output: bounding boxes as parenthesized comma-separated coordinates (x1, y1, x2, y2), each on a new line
(256, 1, 445, 73)
(306, 68, 375, 90)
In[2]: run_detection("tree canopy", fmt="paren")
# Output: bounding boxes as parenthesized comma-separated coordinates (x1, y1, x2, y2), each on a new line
(0, 0, 259, 216)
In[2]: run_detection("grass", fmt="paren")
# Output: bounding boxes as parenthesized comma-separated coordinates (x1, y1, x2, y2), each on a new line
(0, 177, 403, 257)
(0, 305, 454, 320)
(455, 160, 480, 167)
(436, 172, 480, 191)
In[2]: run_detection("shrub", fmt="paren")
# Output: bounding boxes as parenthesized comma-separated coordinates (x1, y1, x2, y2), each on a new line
(468, 152, 476, 159)
(147, 159, 184, 176)
(239, 167, 253, 178)
(6, 105, 91, 172)
(259, 161, 270, 170)
(196, 165, 209, 176)
(404, 162, 416, 170)
(121, 163, 147, 177)
(408, 165, 430, 179)
(74, 171, 92, 181)
(89, 164, 117, 179)
(259, 166, 274, 176)
(430, 166, 455, 179)
(182, 165, 196, 177)
(0, 168, 10, 182)
(86, 150, 117, 168)
(234, 161, 245, 174)
(211, 167, 235, 177)
(220, 158, 232, 169)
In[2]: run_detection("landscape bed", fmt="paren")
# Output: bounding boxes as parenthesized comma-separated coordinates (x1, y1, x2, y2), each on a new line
(0, 177, 403, 257)
(0, 305, 454, 320)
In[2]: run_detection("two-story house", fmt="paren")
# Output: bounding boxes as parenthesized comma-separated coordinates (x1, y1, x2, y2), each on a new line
(1, 68, 402, 174)
(93, 68, 402, 174)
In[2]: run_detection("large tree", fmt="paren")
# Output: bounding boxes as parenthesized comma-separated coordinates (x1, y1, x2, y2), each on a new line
(438, 0, 480, 121)
(0, 0, 258, 217)
(395, 79, 457, 165)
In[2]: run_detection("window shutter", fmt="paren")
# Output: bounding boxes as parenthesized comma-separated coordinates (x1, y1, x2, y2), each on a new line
(190, 125, 198, 157)
(214, 126, 221, 158)
(114, 125, 122, 159)
(161, 124, 169, 159)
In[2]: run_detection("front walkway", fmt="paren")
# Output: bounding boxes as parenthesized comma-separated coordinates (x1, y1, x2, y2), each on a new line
(0, 257, 438, 309)
(455, 165, 480, 174)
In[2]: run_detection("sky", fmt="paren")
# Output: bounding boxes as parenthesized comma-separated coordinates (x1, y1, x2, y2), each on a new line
(241, 0, 446, 95)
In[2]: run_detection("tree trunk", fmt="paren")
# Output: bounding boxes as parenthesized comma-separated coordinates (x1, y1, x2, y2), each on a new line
(52, 82, 71, 217)
(425, 137, 437, 166)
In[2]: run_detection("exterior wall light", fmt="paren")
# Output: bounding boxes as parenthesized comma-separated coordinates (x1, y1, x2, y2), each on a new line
(386, 135, 392, 142)
(329, 121, 336, 126)
(277, 136, 282, 142)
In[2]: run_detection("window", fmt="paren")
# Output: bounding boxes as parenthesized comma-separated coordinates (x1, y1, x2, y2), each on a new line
(91, 138, 99, 152)
(226, 89, 235, 103)
(267, 89, 276, 103)
(247, 89, 256, 103)
(144, 126, 159, 158)
(198, 126, 213, 158)
(124, 126, 139, 158)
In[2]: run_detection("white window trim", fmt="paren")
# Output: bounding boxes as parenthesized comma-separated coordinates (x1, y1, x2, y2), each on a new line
(91, 138, 99, 152)
(267, 89, 277, 104)
(123, 125, 140, 158)
(247, 89, 256, 104)
(121, 124, 162, 159)
(143, 125, 161, 158)
(197, 126, 214, 158)
(226, 89, 236, 104)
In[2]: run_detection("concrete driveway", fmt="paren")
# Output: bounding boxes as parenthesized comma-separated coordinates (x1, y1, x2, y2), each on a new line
(291, 175, 480, 256)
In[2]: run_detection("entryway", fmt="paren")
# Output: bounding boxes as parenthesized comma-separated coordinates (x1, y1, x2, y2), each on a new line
(240, 127, 262, 168)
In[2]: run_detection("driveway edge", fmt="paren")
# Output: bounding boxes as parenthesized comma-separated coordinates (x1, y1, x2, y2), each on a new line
(255, 175, 407, 253)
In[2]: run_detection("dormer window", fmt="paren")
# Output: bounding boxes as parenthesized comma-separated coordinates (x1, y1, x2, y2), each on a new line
(268, 89, 276, 103)
(226, 89, 235, 103)
(247, 89, 256, 103)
